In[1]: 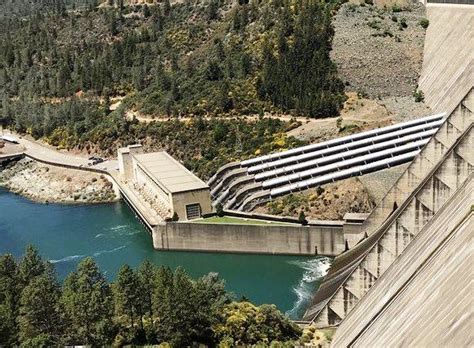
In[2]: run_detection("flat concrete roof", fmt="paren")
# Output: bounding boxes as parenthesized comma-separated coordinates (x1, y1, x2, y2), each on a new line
(134, 151, 209, 194)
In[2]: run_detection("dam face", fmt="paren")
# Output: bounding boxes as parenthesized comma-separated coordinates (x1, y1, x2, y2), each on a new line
(302, 4, 473, 341)
(303, 90, 473, 325)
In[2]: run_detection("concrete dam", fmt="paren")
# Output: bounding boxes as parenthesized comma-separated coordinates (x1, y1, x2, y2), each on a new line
(303, 88, 473, 326)
(301, 3, 473, 345)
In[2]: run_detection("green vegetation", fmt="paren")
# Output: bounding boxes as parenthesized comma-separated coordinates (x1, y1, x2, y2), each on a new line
(413, 89, 424, 103)
(0, 0, 345, 118)
(298, 210, 308, 225)
(0, 246, 301, 346)
(194, 215, 296, 226)
(419, 18, 430, 29)
(215, 202, 224, 217)
(2, 101, 305, 179)
(391, 4, 404, 13)
(0, 0, 348, 178)
(367, 19, 382, 30)
(268, 193, 311, 216)
(399, 17, 408, 30)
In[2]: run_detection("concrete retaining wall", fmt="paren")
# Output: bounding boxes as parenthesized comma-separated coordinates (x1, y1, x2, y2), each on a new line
(152, 222, 344, 256)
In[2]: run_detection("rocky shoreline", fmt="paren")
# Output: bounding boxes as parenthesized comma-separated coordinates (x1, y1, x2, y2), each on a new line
(0, 158, 118, 204)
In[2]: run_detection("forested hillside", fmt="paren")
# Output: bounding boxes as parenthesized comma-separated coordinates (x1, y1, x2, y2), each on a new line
(0, 0, 344, 178)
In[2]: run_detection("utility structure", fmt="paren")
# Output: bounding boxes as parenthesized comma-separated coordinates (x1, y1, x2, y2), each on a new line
(118, 145, 212, 221)
(209, 113, 446, 212)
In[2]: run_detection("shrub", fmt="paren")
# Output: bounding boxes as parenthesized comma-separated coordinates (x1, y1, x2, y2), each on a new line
(367, 19, 381, 30)
(172, 212, 179, 221)
(215, 203, 224, 217)
(413, 89, 424, 103)
(391, 4, 403, 12)
(399, 18, 408, 30)
(419, 18, 429, 29)
(298, 210, 308, 226)
(316, 186, 325, 196)
(347, 3, 357, 11)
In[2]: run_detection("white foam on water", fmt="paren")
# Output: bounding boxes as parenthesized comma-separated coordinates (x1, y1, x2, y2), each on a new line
(95, 233, 104, 238)
(93, 245, 127, 257)
(109, 225, 129, 231)
(118, 230, 141, 237)
(285, 257, 332, 319)
(50, 254, 86, 264)
(49, 245, 127, 264)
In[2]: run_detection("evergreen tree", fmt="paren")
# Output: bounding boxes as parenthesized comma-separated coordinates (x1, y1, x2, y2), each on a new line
(167, 267, 195, 346)
(136, 260, 156, 320)
(0, 254, 19, 346)
(18, 273, 62, 346)
(163, 0, 171, 16)
(298, 210, 308, 225)
(215, 203, 224, 217)
(17, 245, 46, 288)
(152, 266, 173, 341)
(114, 264, 140, 327)
(207, 0, 219, 21)
(191, 273, 230, 345)
(0, 248, 302, 346)
(61, 257, 113, 346)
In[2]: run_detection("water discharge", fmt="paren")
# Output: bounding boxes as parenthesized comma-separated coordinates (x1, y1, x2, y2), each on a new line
(286, 257, 332, 318)
(0, 188, 328, 318)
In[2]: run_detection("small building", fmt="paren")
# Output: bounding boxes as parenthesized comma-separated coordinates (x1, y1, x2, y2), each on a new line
(118, 145, 212, 221)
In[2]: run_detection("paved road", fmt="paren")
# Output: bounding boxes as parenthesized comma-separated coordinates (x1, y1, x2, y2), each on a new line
(2, 132, 119, 173)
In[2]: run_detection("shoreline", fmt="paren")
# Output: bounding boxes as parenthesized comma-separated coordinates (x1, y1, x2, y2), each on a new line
(0, 157, 118, 205)
(0, 187, 121, 206)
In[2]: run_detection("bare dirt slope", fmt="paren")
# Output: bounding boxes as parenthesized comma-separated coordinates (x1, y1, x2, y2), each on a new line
(254, 177, 375, 221)
(332, 2, 427, 98)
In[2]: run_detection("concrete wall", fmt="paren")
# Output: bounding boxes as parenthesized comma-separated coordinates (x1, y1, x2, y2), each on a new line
(118, 148, 132, 180)
(118, 144, 143, 180)
(172, 189, 213, 221)
(152, 222, 344, 256)
(418, 6, 473, 114)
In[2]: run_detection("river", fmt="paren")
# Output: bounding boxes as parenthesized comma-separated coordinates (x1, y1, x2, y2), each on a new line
(0, 188, 331, 318)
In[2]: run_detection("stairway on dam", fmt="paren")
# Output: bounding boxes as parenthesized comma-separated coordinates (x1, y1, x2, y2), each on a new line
(302, 88, 473, 327)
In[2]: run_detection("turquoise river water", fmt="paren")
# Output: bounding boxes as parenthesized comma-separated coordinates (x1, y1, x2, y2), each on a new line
(0, 188, 330, 318)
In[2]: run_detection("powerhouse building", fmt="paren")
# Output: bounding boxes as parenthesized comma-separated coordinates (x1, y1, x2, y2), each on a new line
(118, 145, 212, 221)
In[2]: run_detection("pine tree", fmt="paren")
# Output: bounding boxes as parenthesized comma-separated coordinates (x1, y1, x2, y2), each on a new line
(137, 261, 156, 320)
(0, 254, 19, 346)
(167, 267, 195, 346)
(152, 266, 173, 341)
(114, 264, 140, 327)
(17, 245, 46, 288)
(18, 273, 62, 346)
(61, 257, 113, 346)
